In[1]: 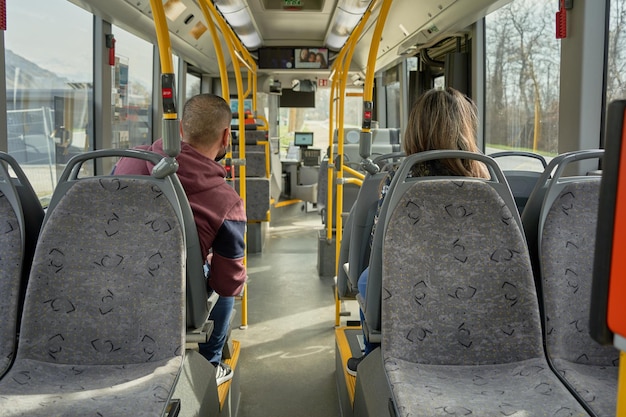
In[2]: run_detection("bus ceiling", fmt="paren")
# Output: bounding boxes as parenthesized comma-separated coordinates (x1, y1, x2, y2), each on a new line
(69, 0, 510, 77)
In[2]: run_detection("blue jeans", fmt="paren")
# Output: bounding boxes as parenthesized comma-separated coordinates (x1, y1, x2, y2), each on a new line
(358, 267, 378, 355)
(198, 294, 234, 365)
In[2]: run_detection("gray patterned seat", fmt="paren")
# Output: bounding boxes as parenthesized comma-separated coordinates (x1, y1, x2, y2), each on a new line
(348, 169, 388, 291)
(0, 158, 185, 416)
(0, 153, 44, 380)
(351, 153, 404, 343)
(381, 151, 590, 417)
(338, 163, 391, 299)
(338, 154, 405, 311)
(0, 157, 24, 379)
(112, 149, 217, 335)
(336, 203, 356, 298)
(540, 179, 618, 417)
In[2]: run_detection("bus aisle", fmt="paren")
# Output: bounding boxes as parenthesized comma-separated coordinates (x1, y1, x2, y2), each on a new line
(231, 207, 352, 416)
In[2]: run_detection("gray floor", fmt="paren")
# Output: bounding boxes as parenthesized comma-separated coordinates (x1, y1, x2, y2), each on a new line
(231, 209, 356, 416)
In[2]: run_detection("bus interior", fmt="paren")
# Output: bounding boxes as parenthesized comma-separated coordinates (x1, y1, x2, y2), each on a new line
(0, 0, 625, 416)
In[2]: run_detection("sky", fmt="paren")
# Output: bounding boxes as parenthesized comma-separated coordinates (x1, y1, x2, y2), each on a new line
(6, 0, 154, 88)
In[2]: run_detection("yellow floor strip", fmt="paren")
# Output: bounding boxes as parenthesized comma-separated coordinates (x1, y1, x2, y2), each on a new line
(335, 327, 358, 405)
(218, 339, 240, 409)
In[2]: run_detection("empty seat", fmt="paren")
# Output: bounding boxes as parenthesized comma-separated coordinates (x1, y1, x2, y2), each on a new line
(380, 151, 589, 416)
(533, 151, 618, 416)
(0, 157, 23, 379)
(0, 150, 186, 416)
(0, 152, 44, 379)
(522, 149, 603, 283)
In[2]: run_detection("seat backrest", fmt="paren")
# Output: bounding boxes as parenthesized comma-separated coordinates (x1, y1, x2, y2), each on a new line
(0, 153, 45, 284)
(541, 178, 619, 365)
(17, 151, 185, 365)
(380, 153, 541, 364)
(346, 171, 384, 289)
(168, 173, 214, 330)
(336, 203, 356, 298)
(364, 151, 522, 342)
(539, 174, 618, 416)
(0, 153, 44, 377)
(113, 150, 214, 330)
(347, 152, 404, 290)
(337, 153, 405, 298)
(0, 157, 24, 377)
(522, 149, 603, 283)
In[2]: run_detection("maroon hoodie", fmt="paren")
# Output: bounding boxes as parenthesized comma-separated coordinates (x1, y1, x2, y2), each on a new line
(114, 139, 246, 296)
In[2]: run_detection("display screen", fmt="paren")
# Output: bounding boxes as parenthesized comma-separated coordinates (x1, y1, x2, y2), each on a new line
(294, 132, 314, 147)
(258, 48, 295, 69)
(257, 47, 328, 69)
(294, 48, 328, 69)
(280, 89, 315, 108)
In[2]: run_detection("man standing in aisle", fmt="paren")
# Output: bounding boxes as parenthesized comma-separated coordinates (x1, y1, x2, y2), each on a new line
(115, 93, 246, 386)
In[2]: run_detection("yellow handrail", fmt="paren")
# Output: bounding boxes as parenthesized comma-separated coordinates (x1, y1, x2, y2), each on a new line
(343, 165, 365, 181)
(256, 115, 270, 131)
(343, 178, 363, 187)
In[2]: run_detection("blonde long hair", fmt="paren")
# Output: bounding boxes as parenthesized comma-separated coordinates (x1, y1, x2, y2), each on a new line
(403, 87, 489, 179)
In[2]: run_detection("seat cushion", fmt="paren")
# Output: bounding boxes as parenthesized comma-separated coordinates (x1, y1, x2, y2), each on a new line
(541, 180, 619, 415)
(385, 357, 590, 417)
(0, 357, 182, 416)
(550, 356, 619, 416)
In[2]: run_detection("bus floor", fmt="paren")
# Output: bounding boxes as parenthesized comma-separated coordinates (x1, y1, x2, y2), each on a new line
(230, 209, 358, 417)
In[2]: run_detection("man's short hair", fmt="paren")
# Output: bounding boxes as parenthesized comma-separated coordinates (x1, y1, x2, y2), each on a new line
(181, 94, 232, 145)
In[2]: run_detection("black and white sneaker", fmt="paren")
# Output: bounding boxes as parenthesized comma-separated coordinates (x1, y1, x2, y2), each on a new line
(215, 362, 234, 386)
(346, 355, 365, 377)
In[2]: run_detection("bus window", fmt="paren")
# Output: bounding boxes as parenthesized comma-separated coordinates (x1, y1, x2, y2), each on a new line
(484, 0, 560, 157)
(278, 86, 362, 159)
(111, 25, 154, 150)
(186, 71, 201, 101)
(607, 0, 626, 103)
(5, 0, 93, 206)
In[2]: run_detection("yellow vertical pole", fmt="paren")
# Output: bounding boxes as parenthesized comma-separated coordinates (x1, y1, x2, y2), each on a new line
(149, 0, 177, 125)
(326, 73, 335, 235)
(332, 2, 376, 281)
(149, 0, 173, 75)
(196, 1, 229, 98)
(617, 351, 626, 417)
(202, 0, 258, 329)
(363, 0, 393, 100)
(329, 0, 378, 326)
